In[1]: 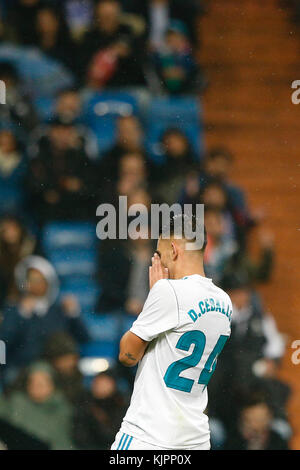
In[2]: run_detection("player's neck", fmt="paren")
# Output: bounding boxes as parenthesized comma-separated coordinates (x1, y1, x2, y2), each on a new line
(173, 261, 206, 280)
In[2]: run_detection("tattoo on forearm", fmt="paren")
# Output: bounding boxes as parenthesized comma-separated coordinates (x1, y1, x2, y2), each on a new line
(125, 352, 136, 362)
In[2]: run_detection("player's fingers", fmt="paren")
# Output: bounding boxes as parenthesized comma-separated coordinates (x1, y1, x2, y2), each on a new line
(149, 266, 153, 289)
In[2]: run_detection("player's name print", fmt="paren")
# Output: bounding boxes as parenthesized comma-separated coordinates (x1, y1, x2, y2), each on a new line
(187, 297, 232, 323)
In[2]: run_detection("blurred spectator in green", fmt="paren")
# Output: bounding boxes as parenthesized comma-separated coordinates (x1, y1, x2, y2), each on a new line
(0, 361, 74, 450)
(151, 20, 200, 94)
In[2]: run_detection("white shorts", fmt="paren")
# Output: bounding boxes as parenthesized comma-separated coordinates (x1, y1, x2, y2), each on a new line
(111, 431, 211, 451)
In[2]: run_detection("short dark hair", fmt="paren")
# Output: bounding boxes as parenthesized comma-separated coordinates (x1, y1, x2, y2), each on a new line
(159, 213, 207, 252)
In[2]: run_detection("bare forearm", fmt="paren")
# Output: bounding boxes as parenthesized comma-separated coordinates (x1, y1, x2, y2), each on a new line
(119, 331, 148, 367)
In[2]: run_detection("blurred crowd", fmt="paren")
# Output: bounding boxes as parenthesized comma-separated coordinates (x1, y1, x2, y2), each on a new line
(0, 0, 292, 451)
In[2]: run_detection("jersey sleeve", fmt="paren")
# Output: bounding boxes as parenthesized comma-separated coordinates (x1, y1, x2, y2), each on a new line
(130, 279, 179, 342)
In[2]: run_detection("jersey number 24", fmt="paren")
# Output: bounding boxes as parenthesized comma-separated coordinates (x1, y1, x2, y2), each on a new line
(164, 330, 229, 393)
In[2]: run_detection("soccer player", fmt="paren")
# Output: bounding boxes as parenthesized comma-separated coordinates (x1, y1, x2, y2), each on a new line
(111, 215, 232, 450)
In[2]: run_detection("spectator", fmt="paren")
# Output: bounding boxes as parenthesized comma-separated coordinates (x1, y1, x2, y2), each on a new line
(0, 130, 28, 216)
(122, 0, 204, 48)
(179, 148, 255, 237)
(209, 273, 285, 432)
(151, 20, 200, 94)
(0, 215, 36, 306)
(8, 0, 43, 46)
(151, 127, 196, 204)
(73, 371, 127, 449)
(203, 207, 237, 283)
(0, 62, 38, 133)
(117, 153, 148, 196)
(63, 0, 94, 41)
(204, 148, 254, 229)
(101, 151, 149, 204)
(97, 189, 153, 314)
(81, 0, 145, 88)
(202, 180, 236, 240)
(224, 396, 289, 450)
(0, 361, 74, 450)
(43, 332, 85, 406)
(221, 228, 275, 286)
(34, 6, 78, 76)
(0, 255, 89, 384)
(27, 117, 97, 223)
(29, 88, 99, 161)
(99, 115, 145, 185)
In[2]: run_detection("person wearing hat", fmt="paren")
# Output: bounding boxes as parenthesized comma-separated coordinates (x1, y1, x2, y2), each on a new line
(151, 19, 200, 94)
(43, 332, 85, 406)
(0, 255, 89, 386)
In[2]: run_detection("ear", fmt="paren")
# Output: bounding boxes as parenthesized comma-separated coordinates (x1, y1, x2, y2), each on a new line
(171, 241, 178, 261)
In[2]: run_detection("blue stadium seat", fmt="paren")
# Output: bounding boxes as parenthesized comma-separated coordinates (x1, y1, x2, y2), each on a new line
(83, 312, 122, 342)
(146, 97, 204, 162)
(79, 313, 123, 360)
(121, 314, 136, 336)
(60, 278, 100, 313)
(82, 91, 138, 154)
(43, 222, 97, 254)
(48, 248, 97, 279)
(80, 341, 118, 360)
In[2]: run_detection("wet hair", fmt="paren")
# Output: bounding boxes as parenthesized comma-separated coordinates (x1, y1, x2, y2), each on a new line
(159, 213, 207, 252)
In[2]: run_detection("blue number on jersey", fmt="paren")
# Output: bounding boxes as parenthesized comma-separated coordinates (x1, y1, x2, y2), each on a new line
(164, 331, 229, 393)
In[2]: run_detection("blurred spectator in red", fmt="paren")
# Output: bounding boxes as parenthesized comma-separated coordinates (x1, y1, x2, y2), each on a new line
(81, 0, 145, 88)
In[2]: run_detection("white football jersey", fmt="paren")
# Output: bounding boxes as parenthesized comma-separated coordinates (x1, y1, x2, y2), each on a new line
(120, 274, 232, 449)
